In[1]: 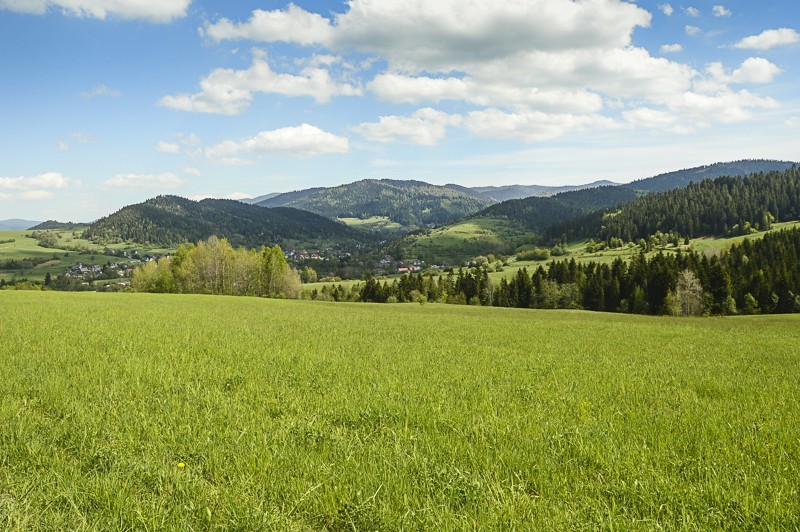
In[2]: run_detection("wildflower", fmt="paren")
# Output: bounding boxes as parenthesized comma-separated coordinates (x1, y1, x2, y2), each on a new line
(178, 462, 186, 468)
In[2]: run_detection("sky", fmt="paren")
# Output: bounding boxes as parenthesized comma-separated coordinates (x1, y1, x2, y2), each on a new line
(0, 0, 798, 222)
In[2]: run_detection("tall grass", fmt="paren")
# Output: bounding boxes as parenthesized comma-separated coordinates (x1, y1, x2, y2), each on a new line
(1, 292, 798, 529)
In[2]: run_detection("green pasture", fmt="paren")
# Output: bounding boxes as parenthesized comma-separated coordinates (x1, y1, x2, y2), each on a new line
(338, 216, 405, 235)
(1, 291, 798, 529)
(0, 229, 172, 282)
(399, 217, 533, 264)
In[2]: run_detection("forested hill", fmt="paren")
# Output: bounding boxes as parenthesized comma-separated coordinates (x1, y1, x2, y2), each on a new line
(256, 179, 492, 229)
(626, 159, 796, 193)
(29, 220, 86, 230)
(83, 196, 366, 248)
(546, 166, 800, 243)
(476, 185, 639, 231)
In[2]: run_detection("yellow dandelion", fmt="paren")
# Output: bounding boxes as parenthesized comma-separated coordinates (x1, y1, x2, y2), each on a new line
(178, 462, 186, 468)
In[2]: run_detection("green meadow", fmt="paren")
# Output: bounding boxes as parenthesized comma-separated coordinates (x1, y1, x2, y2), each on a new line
(0, 229, 173, 282)
(1, 291, 798, 529)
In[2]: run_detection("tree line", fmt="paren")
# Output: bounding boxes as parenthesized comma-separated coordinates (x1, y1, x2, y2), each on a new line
(311, 228, 800, 315)
(133, 236, 301, 298)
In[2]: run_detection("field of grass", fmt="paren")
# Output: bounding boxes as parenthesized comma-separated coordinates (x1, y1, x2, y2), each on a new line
(338, 216, 405, 236)
(1, 291, 798, 529)
(398, 217, 534, 264)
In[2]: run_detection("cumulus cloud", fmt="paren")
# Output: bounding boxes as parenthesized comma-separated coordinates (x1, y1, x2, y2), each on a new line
(734, 28, 800, 50)
(0, 172, 70, 190)
(102, 172, 186, 189)
(713, 5, 732, 17)
(202, 4, 334, 45)
(0, 172, 70, 200)
(354, 108, 464, 145)
(0, 0, 190, 22)
(183, 167, 202, 176)
(205, 124, 349, 160)
(464, 109, 619, 143)
(685, 7, 701, 18)
(193, 1, 786, 144)
(159, 50, 361, 115)
(205, 0, 651, 72)
(699, 57, 782, 90)
(81, 84, 122, 98)
(368, 73, 603, 113)
(156, 141, 181, 154)
(730, 57, 782, 84)
(58, 141, 69, 151)
(660, 43, 683, 54)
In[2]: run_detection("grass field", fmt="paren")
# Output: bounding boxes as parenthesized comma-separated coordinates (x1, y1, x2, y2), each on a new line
(399, 217, 534, 264)
(1, 292, 798, 529)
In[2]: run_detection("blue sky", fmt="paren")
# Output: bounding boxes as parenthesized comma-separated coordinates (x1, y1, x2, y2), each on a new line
(0, 0, 798, 222)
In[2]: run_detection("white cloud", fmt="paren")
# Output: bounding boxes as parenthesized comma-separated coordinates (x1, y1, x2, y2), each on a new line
(0, 172, 70, 190)
(354, 108, 463, 145)
(206, 1, 651, 72)
(159, 50, 361, 115)
(464, 109, 619, 143)
(156, 141, 181, 154)
(0, 0, 190, 22)
(0, 172, 70, 200)
(195, 1, 787, 143)
(623, 107, 677, 128)
(183, 167, 202, 176)
(786, 117, 800, 127)
(699, 58, 782, 91)
(730, 57, 782, 84)
(712, 5, 731, 17)
(58, 141, 69, 151)
(102, 172, 186, 189)
(368, 73, 603, 113)
(202, 4, 334, 45)
(668, 90, 779, 124)
(81, 84, 121, 98)
(660, 43, 683, 54)
(734, 28, 800, 50)
(205, 124, 350, 160)
(685, 7, 701, 18)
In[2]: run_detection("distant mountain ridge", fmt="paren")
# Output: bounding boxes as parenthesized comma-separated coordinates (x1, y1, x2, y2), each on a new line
(256, 179, 491, 230)
(457, 180, 619, 202)
(627, 159, 797, 192)
(0, 219, 40, 231)
(83, 195, 365, 248)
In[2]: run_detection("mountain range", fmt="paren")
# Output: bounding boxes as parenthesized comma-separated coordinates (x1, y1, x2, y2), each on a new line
(0, 219, 41, 231)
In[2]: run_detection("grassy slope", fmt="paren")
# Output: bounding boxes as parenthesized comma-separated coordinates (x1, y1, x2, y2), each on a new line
(397, 216, 534, 264)
(1, 292, 798, 529)
(0, 229, 173, 282)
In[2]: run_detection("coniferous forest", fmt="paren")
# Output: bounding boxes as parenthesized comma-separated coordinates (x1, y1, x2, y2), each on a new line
(313, 227, 800, 316)
(545, 167, 800, 243)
